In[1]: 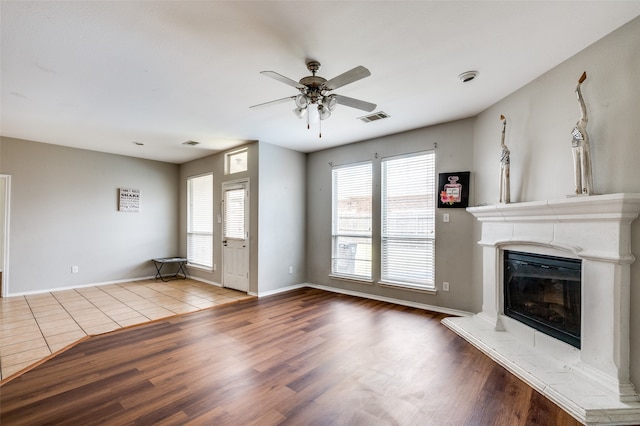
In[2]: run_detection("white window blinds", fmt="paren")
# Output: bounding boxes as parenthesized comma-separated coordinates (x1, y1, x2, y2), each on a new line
(187, 174, 213, 269)
(331, 162, 372, 280)
(381, 152, 435, 288)
(224, 187, 246, 240)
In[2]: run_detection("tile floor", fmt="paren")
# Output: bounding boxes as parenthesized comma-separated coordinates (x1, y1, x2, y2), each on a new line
(0, 279, 253, 381)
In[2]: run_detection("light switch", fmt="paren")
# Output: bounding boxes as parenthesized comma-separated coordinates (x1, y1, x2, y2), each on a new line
(443, 213, 450, 223)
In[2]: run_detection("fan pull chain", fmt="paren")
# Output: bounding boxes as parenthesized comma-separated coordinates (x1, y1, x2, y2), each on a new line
(319, 118, 322, 138)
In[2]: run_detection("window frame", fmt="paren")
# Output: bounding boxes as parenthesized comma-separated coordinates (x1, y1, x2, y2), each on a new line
(330, 161, 373, 282)
(379, 151, 436, 291)
(224, 147, 248, 175)
(186, 173, 214, 270)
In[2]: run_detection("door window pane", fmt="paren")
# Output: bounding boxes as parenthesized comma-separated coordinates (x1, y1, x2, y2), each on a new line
(224, 188, 245, 239)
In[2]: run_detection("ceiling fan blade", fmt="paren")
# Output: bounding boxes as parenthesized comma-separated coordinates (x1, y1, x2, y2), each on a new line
(260, 71, 306, 89)
(249, 96, 295, 109)
(333, 94, 376, 112)
(323, 66, 371, 90)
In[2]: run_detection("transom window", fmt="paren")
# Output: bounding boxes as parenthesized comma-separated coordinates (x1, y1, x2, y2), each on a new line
(225, 148, 248, 175)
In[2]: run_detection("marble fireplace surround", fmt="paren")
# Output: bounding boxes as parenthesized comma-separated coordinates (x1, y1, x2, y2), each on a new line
(442, 193, 640, 425)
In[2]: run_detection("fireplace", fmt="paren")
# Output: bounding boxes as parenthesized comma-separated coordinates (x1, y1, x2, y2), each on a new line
(442, 193, 640, 425)
(503, 250, 581, 348)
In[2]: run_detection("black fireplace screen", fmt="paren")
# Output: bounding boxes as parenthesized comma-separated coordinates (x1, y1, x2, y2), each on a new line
(503, 251, 581, 348)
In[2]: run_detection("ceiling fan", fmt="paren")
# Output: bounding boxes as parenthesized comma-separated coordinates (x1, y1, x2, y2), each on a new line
(250, 60, 377, 137)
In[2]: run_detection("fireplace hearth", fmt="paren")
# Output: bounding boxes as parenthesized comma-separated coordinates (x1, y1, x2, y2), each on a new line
(503, 250, 581, 348)
(442, 193, 640, 425)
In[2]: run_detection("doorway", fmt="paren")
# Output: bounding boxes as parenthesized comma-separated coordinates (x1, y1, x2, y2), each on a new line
(222, 180, 249, 292)
(0, 175, 10, 297)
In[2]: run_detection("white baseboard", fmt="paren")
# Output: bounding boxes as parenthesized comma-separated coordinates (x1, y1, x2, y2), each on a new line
(255, 283, 307, 297)
(5, 276, 156, 297)
(249, 281, 473, 317)
(303, 282, 473, 317)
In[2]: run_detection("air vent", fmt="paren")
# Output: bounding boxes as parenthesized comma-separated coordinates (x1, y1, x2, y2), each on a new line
(182, 140, 200, 146)
(358, 111, 390, 123)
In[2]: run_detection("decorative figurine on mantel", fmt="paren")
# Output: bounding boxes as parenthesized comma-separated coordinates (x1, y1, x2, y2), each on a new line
(499, 114, 510, 203)
(571, 71, 593, 195)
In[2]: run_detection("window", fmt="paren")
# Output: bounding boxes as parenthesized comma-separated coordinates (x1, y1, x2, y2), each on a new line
(331, 162, 372, 280)
(225, 148, 248, 175)
(381, 152, 436, 288)
(223, 186, 246, 240)
(187, 173, 213, 269)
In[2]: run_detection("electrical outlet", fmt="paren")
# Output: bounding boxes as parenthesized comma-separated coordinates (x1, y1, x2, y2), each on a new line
(71, 266, 79, 274)
(213, 263, 217, 271)
(443, 281, 450, 291)
(288, 266, 293, 274)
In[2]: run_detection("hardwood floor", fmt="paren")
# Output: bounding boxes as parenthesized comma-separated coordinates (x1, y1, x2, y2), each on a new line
(0, 288, 580, 425)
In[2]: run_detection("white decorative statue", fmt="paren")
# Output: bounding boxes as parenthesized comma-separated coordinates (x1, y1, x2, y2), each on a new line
(499, 114, 510, 203)
(571, 71, 593, 195)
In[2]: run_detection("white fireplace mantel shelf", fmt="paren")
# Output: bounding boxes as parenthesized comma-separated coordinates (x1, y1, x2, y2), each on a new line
(468, 193, 640, 224)
(443, 193, 640, 425)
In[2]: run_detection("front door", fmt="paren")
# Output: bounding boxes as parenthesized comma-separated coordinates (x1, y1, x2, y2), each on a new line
(222, 181, 249, 292)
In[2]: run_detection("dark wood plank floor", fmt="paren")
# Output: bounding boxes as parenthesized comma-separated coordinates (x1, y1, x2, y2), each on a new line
(0, 288, 580, 425)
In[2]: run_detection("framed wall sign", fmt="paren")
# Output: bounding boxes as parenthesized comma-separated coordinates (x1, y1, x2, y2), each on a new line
(438, 172, 470, 208)
(118, 188, 140, 212)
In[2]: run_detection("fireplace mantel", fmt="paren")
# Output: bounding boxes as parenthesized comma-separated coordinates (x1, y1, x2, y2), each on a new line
(469, 193, 640, 263)
(442, 193, 640, 425)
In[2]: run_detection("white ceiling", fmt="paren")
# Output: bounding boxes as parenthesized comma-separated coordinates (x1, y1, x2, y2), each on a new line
(2, 1, 640, 164)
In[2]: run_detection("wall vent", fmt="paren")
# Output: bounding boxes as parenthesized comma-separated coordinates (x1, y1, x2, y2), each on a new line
(358, 111, 390, 123)
(182, 140, 200, 146)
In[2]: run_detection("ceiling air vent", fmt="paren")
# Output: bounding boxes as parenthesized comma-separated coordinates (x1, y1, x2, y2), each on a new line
(182, 140, 200, 146)
(358, 111, 390, 123)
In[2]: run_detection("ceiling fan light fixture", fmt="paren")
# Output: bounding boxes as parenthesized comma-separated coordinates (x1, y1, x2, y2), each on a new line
(293, 107, 307, 119)
(253, 61, 375, 137)
(318, 104, 331, 120)
(324, 95, 337, 111)
(295, 94, 308, 108)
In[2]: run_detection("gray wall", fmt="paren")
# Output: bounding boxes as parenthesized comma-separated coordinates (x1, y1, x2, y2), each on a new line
(306, 119, 476, 312)
(0, 137, 179, 294)
(472, 16, 640, 390)
(257, 141, 306, 293)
